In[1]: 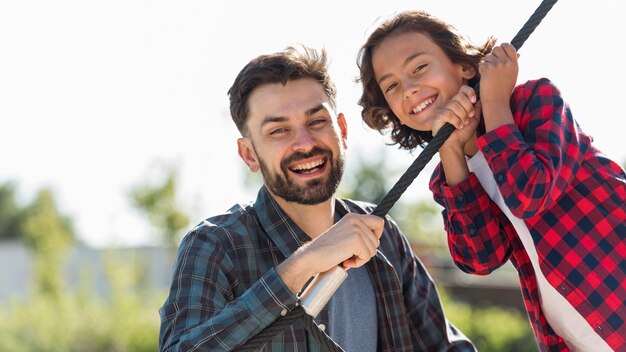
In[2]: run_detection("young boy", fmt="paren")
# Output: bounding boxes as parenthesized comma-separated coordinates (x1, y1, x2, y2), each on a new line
(357, 10, 625, 352)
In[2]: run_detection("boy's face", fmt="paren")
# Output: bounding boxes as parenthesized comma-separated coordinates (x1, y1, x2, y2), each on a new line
(372, 31, 475, 131)
(237, 78, 347, 205)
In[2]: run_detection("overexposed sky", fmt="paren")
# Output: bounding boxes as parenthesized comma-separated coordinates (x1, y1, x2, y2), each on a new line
(2, 1, 625, 248)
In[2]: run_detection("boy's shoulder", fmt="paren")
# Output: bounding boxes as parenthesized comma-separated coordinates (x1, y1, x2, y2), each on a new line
(515, 77, 561, 96)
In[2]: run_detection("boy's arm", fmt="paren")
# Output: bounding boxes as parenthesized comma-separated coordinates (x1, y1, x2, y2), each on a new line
(430, 164, 515, 274)
(477, 79, 587, 218)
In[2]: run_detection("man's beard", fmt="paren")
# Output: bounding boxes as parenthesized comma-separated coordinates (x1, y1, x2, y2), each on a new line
(257, 146, 344, 205)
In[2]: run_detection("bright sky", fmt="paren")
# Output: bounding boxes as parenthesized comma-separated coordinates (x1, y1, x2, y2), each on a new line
(2, 1, 625, 248)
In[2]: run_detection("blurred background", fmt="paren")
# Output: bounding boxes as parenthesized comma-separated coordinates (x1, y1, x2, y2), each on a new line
(1, 1, 625, 351)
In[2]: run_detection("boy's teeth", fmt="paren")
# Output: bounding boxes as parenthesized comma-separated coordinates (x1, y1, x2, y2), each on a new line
(412, 98, 433, 114)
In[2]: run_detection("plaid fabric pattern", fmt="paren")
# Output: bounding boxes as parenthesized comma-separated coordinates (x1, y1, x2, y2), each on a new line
(430, 78, 626, 351)
(159, 186, 475, 351)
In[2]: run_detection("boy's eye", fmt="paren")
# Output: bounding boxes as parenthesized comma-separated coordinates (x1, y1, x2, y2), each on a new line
(384, 83, 398, 94)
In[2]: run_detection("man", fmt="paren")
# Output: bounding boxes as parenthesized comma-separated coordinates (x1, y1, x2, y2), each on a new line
(159, 45, 475, 351)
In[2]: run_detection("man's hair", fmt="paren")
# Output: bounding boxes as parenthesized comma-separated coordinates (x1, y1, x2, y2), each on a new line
(228, 45, 337, 136)
(357, 10, 495, 150)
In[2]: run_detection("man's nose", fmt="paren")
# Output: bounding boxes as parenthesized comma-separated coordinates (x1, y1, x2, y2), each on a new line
(292, 127, 316, 152)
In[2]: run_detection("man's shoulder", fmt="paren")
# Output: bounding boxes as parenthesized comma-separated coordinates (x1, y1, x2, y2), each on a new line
(181, 202, 259, 249)
(338, 197, 376, 214)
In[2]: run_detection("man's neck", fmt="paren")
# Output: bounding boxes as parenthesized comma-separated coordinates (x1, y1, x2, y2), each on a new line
(273, 196, 336, 240)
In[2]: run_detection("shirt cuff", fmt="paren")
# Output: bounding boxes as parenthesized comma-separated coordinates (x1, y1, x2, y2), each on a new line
(440, 173, 484, 213)
(476, 123, 525, 161)
(245, 267, 299, 325)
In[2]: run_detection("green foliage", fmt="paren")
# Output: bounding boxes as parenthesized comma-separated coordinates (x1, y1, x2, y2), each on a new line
(21, 188, 75, 298)
(339, 152, 395, 204)
(129, 165, 190, 250)
(0, 182, 25, 240)
(440, 289, 537, 352)
(0, 251, 164, 352)
(22, 189, 74, 253)
(392, 199, 448, 250)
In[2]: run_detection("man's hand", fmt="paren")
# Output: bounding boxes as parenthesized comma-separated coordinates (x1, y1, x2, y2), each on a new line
(277, 213, 384, 294)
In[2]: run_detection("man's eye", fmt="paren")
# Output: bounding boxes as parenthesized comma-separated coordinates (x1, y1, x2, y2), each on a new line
(269, 128, 286, 135)
(413, 64, 427, 73)
(310, 119, 327, 126)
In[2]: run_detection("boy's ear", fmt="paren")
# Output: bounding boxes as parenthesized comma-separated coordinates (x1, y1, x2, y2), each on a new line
(461, 64, 477, 80)
(237, 137, 260, 172)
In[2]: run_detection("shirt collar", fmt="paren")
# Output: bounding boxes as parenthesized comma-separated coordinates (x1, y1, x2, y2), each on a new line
(253, 186, 349, 259)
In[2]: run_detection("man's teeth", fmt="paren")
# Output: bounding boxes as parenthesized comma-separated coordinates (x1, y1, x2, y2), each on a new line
(291, 159, 324, 172)
(412, 98, 434, 114)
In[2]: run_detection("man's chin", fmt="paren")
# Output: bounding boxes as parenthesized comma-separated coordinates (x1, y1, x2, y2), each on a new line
(272, 186, 334, 206)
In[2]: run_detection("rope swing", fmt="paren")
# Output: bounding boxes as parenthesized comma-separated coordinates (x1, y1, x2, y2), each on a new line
(240, 1, 559, 350)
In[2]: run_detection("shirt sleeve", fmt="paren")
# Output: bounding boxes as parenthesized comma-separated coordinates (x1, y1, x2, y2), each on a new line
(476, 78, 587, 219)
(158, 230, 299, 351)
(385, 217, 476, 351)
(430, 163, 515, 275)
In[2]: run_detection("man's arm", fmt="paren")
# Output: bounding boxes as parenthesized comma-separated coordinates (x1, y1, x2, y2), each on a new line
(159, 213, 385, 351)
(159, 230, 298, 352)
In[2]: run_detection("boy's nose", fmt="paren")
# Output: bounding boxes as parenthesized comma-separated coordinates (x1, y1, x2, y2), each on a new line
(403, 80, 421, 100)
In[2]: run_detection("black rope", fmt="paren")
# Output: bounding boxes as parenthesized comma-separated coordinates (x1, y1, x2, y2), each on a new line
(239, 1, 558, 351)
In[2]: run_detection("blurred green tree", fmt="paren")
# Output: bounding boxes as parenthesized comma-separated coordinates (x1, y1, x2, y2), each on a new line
(129, 165, 190, 252)
(338, 152, 393, 204)
(0, 182, 25, 240)
(21, 188, 75, 297)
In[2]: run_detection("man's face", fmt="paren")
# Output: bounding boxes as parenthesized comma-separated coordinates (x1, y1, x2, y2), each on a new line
(237, 78, 347, 205)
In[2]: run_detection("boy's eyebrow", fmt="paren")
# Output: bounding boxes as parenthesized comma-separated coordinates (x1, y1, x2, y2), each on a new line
(377, 52, 426, 85)
(260, 104, 327, 128)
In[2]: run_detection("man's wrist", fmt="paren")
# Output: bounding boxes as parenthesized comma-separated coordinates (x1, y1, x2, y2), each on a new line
(276, 245, 316, 294)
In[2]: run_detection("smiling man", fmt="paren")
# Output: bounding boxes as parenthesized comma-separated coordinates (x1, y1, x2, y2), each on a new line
(158, 45, 475, 352)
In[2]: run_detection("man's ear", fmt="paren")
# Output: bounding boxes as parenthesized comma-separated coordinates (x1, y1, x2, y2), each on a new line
(237, 137, 260, 172)
(337, 113, 348, 149)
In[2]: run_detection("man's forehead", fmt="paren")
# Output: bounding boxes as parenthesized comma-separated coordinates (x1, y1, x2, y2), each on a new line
(247, 79, 333, 123)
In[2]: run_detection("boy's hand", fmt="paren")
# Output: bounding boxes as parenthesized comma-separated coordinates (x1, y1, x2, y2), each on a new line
(479, 42, 519, 131)
(479, 42, 519, 110)
(432, 85, 480, 152)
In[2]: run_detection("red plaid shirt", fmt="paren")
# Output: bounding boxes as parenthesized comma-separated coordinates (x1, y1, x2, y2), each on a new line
(430, 79, 626, 351)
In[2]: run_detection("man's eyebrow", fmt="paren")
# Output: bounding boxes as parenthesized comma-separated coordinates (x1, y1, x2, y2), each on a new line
(306, 104, 326, 116)
(377, 52, 425, 85)
(260, 116, 288, 128)
(259, 104, 328, 128)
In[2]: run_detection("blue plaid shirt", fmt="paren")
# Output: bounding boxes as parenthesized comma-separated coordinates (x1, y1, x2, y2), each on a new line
(159, 187, 475, 351)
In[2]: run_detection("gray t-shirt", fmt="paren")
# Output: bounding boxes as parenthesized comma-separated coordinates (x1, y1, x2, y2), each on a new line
(327, 265, 377, 352)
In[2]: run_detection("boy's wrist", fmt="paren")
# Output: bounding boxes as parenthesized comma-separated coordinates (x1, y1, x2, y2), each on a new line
(482, 102, 515, 132)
